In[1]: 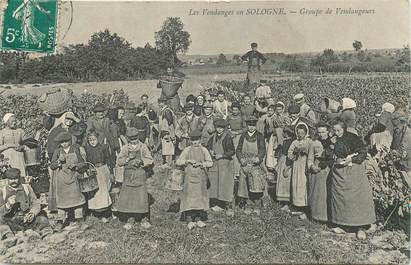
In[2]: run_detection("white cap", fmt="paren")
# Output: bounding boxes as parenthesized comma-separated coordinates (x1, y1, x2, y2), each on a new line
(376, 102, 395, 117)
(382, 102, 395, 113)
(293, 93, 304, 101)
(342, 98, 356, 110)
(2, 113, 14, 124)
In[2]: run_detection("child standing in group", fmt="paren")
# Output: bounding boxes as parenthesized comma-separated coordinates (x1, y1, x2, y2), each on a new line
(227, 102, 246, 181)
(236, 116, 266, 216)
(50, 132, 86, 231)
(241, 95, 256, 120)
(287, 122, 311, 220)
(213, 90, 230, 120)
(176, 130, 213, 229)
(84, 130, 113, 223)
(207, 118, 236, 216)
(116, 128, 154, 230)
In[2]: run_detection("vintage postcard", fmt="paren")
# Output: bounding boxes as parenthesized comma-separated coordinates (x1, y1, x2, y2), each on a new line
(0, 0, 409, 264)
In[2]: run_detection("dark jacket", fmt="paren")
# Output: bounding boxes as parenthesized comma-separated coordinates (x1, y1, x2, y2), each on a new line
(207, 132, 236, 160)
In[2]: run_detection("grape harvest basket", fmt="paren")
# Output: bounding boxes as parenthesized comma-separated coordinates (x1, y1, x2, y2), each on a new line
(159, 76, 184, 97)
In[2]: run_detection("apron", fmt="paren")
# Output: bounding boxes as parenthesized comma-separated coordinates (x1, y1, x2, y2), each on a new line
(180, 147, 209, 212)
(88, 164, 112, 210)
(330, 162, 376, 226)
(208, 133, 234, 202)
(117, 149, 149, 213)
(55, 150, 85, 209)
(237, 136, 265, 199)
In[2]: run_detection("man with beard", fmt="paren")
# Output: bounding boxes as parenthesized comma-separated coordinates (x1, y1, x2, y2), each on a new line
(0, 168, 53, 245)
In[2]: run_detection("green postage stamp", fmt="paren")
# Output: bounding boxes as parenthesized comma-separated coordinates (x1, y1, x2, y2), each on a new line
(1, 0, 58, 53)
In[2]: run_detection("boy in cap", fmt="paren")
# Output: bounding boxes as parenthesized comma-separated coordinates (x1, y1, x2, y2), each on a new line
(157, 96, 176, 168)
(86, 103, 120, 170)
(236, 116, 266, 215)
(50, 131, 86, 231)
(0, 168, 53, 244)
(176, 129, 213, 229)
(198, 102, 215, 146)
(116, 128, 154, 230)
(175, 104, 200, 152)
(207, 118, 236, 216)
(241, 43, 267, 90)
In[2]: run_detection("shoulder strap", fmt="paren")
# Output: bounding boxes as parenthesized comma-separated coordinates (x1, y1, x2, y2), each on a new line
(22, 184, 30, 196)
(2, 186, 7, 201)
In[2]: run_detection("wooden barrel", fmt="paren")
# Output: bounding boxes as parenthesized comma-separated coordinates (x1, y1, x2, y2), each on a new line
(24, 147, 41, 167)
(77, 171, 99, 193)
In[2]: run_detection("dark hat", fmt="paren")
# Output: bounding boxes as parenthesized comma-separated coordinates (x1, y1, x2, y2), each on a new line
(55, 131, 72, 143)
(288, 104, 300, 115)
(69, 122, 87, 137)
(126, 127, 140, 140)
(231, 101, 241, 110)
(245, 116, 258, 126)
(251, 42, 258, 47)
(5, 168, 21, 179)
(93, 103, 107, 112)
(185, 94, 196, 103)
(132, 117, 148, 130)
(217, 89, 225, 95)
(189, 129, 202, 139)
(184, 103, 194, 112)
(214, 118, 228, 128)
(203, 102, 213, 109)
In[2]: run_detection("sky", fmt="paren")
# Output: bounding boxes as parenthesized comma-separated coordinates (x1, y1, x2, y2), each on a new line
(58, 0, 410, 55)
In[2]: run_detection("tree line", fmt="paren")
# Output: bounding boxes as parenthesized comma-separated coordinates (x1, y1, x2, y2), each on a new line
(0, 17, 191, 84)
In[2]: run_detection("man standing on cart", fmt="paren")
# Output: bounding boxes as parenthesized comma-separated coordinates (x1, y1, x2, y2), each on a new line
(241, 43, 267, 95)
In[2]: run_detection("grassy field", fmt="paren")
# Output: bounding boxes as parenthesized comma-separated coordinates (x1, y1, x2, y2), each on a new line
(2, 159, 403, 264)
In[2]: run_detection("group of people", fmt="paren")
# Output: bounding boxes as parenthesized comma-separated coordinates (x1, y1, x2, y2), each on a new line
(0, 53, 410, 245)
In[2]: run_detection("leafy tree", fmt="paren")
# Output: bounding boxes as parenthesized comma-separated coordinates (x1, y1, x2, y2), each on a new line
(311, 49, 339, 73)
(353, 40, 362, 51)
(216, 53, 228, 65)
(155, 17, 191, 66)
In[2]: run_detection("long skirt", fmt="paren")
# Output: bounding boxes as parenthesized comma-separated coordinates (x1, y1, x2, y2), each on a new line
(47, 166, 58, 211)
(117, 167, 149, 214)
(276, 156, 291, 202)
(330, 163, 376, 226)
(208, 159, 234, 202)
(232, 134, 241, 177)
(88, 165, 112, 210)
(291, 156, 308, 207)
(308, 167, 330, 222)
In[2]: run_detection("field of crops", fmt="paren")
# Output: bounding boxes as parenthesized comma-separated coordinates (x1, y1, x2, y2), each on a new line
(0, 72, 409, 264)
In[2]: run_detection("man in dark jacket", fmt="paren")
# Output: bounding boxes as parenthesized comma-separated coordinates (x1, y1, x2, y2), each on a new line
(241, 43, 267, 90)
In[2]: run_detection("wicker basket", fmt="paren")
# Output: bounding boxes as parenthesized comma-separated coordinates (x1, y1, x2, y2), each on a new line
(159, 76, 184, 98)
(38, 88, 72, 115)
